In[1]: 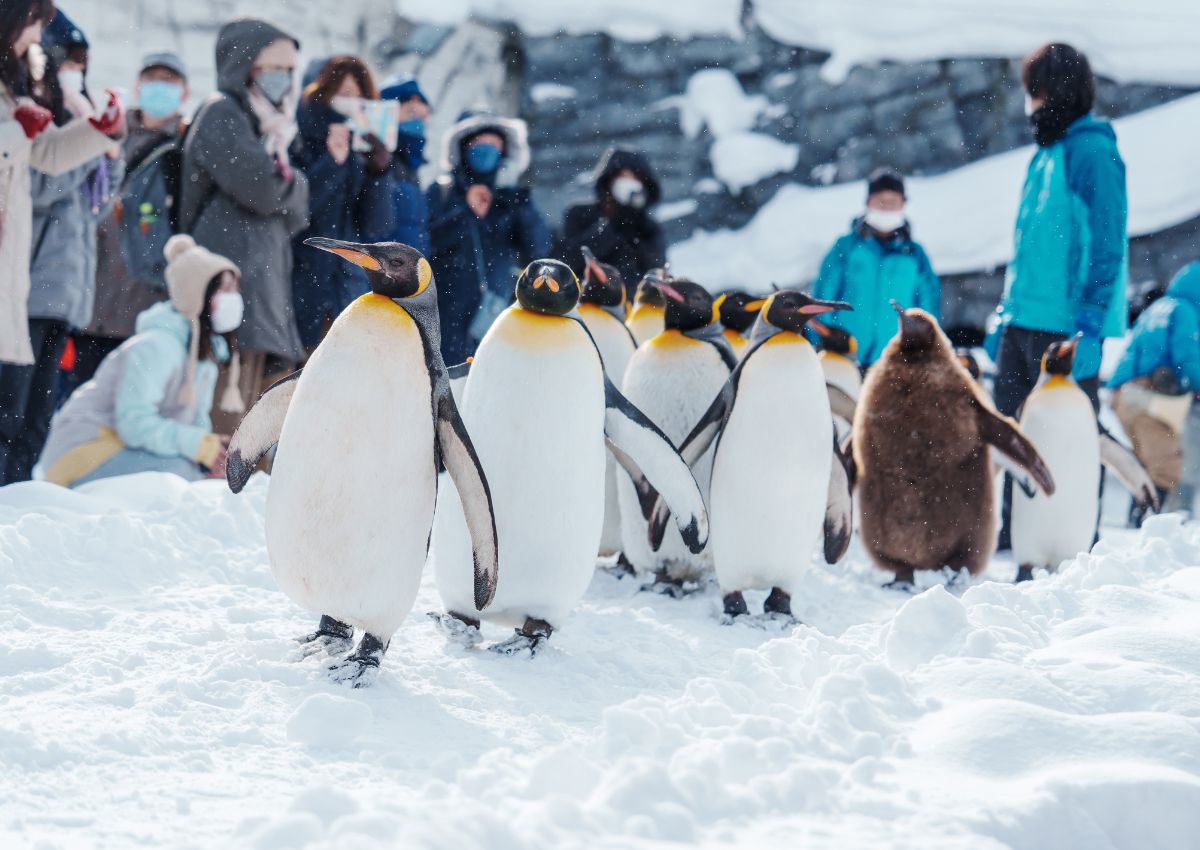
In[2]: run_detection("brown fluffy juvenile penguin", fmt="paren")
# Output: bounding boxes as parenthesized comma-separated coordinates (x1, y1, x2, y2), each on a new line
(848, 305, 1055, 585)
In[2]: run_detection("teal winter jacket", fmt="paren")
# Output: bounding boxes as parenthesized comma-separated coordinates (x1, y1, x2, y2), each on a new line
(810, 219, 941, 365)
(999, 114, 1128, 339)
(1108, 262, 1200, 392)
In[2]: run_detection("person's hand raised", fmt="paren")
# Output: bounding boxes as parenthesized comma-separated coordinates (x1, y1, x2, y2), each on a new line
(364, 133, 391, 175)
(467, 184, 492, 219)
(327, 123, 351, 166)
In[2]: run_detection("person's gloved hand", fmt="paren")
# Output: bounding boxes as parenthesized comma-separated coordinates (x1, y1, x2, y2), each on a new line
(363, 133, 391, 176)
(88, 88, 125, 138)
(13, 101, 52, 139)
(1073, 307, 1105, 380)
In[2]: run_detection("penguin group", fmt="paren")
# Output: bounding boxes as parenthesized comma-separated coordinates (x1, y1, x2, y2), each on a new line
(223, 240, 1159, 686)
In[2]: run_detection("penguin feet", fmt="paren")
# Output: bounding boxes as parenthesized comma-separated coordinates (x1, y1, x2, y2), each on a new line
(290, 615, 354, 660)
(763, 587, 793, 617)
(327, 632, 389, 689)
(640, 569, 702, 599)
(428, 611, 483, 648)
(1015, 565, 1036, 583)
(881, 578, 917, 594)
(488, 618, 553, 658)
(720, 591, 749, 622)
(599, 552, 638, 579)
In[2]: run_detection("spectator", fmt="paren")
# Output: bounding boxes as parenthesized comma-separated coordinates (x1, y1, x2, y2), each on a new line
(556, 147, 665, 296)
(380, 77, 431, 256)
(1108, 261, 1200, 522)
(990, 43, 1127, 548)
(291, 55, 394, 350)
(39, 235, 244, 487)
(809, 169, 940, 366)
(68, 51, 191, 393)
(426, 112, 550, 363)
(178, 18, 308, 432)
(0, 9, 126, 484)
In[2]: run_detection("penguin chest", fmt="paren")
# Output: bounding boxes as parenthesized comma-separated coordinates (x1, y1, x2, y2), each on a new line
(579, 305, 635, 385)
(711, 337, 832, 590)
(449, 308, 607, 623)
(1012, 382, 1099, 567)
(266, 295, 435, 638)
(627, 305, 664, 347)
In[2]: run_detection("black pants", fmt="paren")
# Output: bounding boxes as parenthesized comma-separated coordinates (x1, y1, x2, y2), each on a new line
(56, 332, 123, 408)
(994, 325, 1101, 550)
(0, 319, 70, 485)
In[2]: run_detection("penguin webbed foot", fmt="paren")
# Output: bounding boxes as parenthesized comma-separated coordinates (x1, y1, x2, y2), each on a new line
(881, 578, 917, 594)
(640, 568, 704, 598)
(488, 618, 552, 657)
(290, 615, 355, 660)
(428, 610, 483, 648)
(327, 632, 389, 688)
(599, 552, 639, 579)
(1015, 565, 1036, 583)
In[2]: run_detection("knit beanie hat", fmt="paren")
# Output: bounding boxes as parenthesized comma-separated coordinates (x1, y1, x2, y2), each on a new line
(162, 235, 243, 413)
(866, 168, 906, 199)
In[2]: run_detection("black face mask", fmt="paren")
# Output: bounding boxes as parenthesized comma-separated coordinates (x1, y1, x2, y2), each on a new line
(1029, 105, 1074, 148)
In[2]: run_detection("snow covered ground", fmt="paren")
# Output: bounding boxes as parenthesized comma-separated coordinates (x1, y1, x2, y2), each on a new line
(2, 473, 1198, 848)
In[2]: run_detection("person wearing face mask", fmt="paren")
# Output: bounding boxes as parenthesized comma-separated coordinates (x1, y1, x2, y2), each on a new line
(0, 10, 127, 484)
(809, 169, 940, 367)
(555, 147, 666, 297)
(66, 52, 191, 396)
(178, 18, 309, 434)
(426, 111, 550, 363)
(291, 55, 395, 351)
(38, 236, 244, 487)
(380, 77, 431, 257)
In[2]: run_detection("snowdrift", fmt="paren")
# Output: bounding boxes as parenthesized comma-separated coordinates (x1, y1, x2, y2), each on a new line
(2, 473, 1199, 848)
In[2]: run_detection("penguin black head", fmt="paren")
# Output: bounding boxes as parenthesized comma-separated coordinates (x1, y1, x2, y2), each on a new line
(955, 347, 982, 381)
(810, 320, 857, 358)
(633, 270, 668, 308)
(515, 259, 580, 316)
(305, 237, 432, 300)
(891, 301, 940, 355)
(716, 291, 761, 335)
(1042, 334, 1080, 376)
(579, 246, 626, 309)
(651, 278, 718, 332)
(751, 290, 852, 335)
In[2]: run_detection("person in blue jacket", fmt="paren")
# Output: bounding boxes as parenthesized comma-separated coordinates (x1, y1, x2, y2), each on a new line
(991, 43, 1128, 548)
(426, 112, 551, 364)
(1108, 262, 1200, 518)
(380, 77, 431, 257)
(810, 169, 940, 367)
(291, 56, 394, 351)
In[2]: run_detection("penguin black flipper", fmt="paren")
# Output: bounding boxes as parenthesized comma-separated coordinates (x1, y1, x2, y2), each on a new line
(434, 385, 499, 611)
(976, 404, 1056, 497)
(1098, 423, 1160, 512)
(225, 369, 303, 493)
(602, 376, 710, 554)
(827, 383, 857, 424)
(824, 436, 854, 564)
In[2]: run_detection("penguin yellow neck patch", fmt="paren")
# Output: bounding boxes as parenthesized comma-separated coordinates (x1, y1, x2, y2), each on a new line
(650, 329, 703, 350)
(765, 331, 808, 346)
(1041, 375, 1075, 391)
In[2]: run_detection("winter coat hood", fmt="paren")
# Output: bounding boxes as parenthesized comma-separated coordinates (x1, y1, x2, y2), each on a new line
(591, 147, 661, 206)
(215, 19, 299, 103)
(438, 112, 531, 184)
(135, 300, 192, 345)
(1166, 262, 1200, 309)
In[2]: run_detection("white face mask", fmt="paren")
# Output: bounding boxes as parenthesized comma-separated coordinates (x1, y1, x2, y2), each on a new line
(611, 175, 647, 209)
(864, 209, 906, 234)
(210, 292, 244, 334)
(1024, 94, 1036, 117)
(58, 68, 84, 93)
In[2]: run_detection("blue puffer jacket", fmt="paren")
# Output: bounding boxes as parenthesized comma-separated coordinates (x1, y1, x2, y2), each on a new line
(809, 219, 941, 365)
(291, 99, 395, 348)
(999, 114, 1128, 339)
(387, 158, 430, 257)
(1109, 263, 1200, 391)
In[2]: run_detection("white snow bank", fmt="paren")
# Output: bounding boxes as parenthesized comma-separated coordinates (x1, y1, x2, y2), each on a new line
(710, 131, 799, 193)
(397, 0, 742, 41)
(678, 69, 769, 139)
(3, 473, 1199, 848)
(671, 92, 1200, 291)
(754, 0, 1200, 86)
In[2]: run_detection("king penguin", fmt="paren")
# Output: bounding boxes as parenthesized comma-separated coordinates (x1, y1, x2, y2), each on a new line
(626, 269, 668, 345)
(1011, 336, 1158, 581)
(224, 239, 498, 687)
(811, 320, 861, 441)
(848, 304, 1055, 586)
(574, 246, 637, 559)
(649, 290, 856, 620)
(618, 278, 736, 593)
(716, 290, 762, 359)
(431, 259, 709, 655)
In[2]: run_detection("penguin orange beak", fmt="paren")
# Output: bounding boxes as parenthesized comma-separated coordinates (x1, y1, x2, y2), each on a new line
(1059, 333, 1082, 357)
(581, 246, 608, 283)
(305, 237, 383, 271)
(533, 274, 561, 293)
(651, 280, 686, 303)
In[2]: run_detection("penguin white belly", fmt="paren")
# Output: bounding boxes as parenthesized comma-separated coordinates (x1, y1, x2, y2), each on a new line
(266, 295, 434, 641)
(1012, 380, 1100, 569)
(618, 332, 729, 579)
(820, 351, 861, 442)
(579, 305, 636, 556)
(711, 337, 832, 592)
(433, 307, 606, 627)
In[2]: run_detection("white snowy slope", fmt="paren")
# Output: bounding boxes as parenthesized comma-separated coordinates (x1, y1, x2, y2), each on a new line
(2, 473, 1199, 848)
(670, 92, 1200, 292)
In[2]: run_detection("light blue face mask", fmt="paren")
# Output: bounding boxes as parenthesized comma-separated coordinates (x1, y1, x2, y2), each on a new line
(254, 69, 293, 107)
(397, 118, 425, 139)
(138, 80, 184, 119)
(467, 143, 502, 174)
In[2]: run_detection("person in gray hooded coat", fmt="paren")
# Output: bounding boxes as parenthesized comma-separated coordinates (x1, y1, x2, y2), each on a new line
(178, 18, 308, 428)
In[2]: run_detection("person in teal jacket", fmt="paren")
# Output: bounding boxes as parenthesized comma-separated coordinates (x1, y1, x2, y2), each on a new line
(810, 169, 940, 366)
